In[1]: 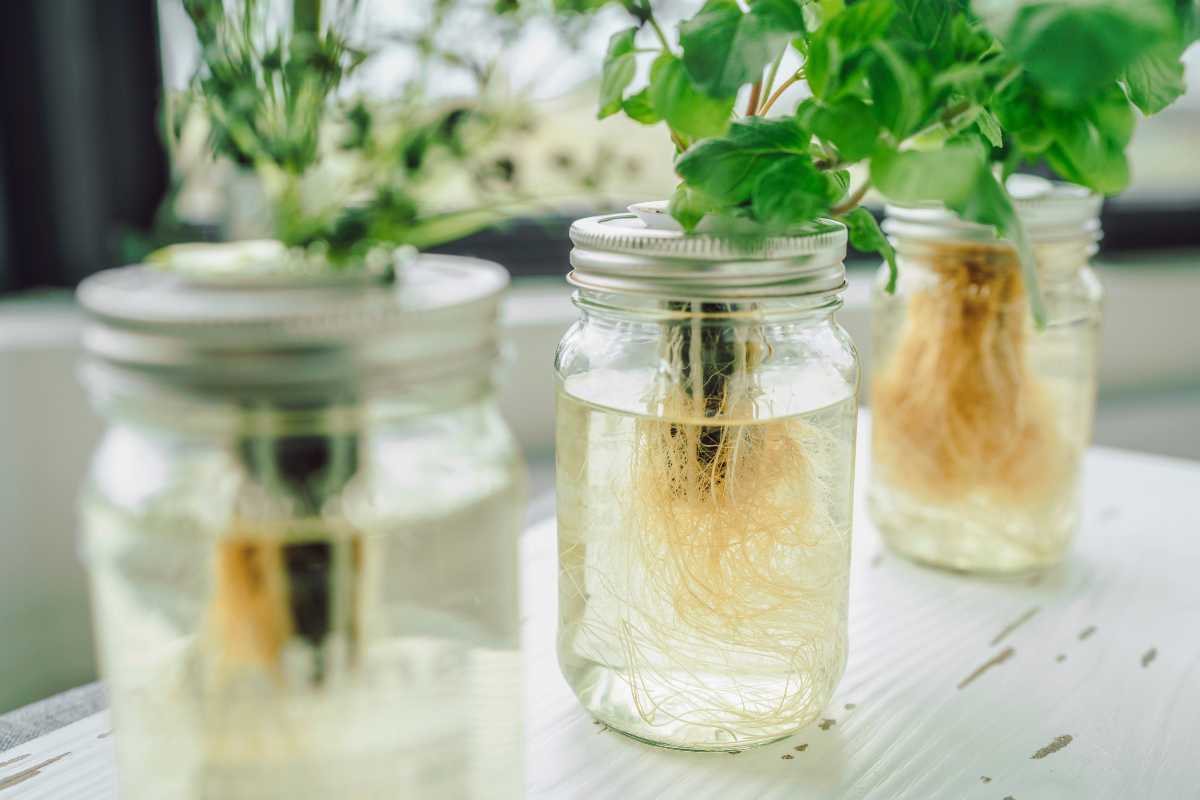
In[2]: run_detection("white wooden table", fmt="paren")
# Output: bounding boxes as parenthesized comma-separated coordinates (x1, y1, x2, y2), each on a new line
(5, 428, 1200, 799)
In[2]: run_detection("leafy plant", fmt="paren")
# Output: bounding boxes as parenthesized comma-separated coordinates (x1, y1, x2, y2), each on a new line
(575, 0, 1196, 320)
(165, 0, 562, 266)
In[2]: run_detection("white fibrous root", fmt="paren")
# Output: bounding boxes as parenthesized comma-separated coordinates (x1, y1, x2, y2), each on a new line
(872, 244, 1070, 507)
(569, 312, 849, 745)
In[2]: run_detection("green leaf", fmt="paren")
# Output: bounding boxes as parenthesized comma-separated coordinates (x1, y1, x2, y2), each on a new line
(649, 54, 735, 140)
(598, 27, 638, 119)
(868, 40, 926, 137)
(840, 206, 897, 292)
(995, 2, 1174, 105)
(1043, 85, 1134, 194)
(870, 145, 980, 206)
(676, 116, 811, 204)
(804, 0, 896, 99)
(679, 0, 793, 97)
(1125, 46, 1187, 115)
(669, 183, 720, 231)
(805, 34, 841, 99)
(749, 0, 810, 33)
(622, 88, 661, 124)
(975, 108, 1003, 149)
(808, 97, 879, 161)
(751, 156, 843, 227)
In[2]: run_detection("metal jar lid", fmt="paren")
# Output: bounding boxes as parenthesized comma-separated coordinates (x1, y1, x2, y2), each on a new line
(568, 202, 848, 301)
(883, 174, 1103, 245)
(77, 248, 509, 400)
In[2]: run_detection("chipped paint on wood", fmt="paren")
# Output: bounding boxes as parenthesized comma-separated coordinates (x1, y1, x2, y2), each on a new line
(990, 607, 1040, 646)
(1056, 654, 1066, 663)
(1031, 735, 1073, 759)
(818, 719, 836, 731)
(794, 744, 808, 752)
(1141, 648, 1157, 668)
(980, 776, 992, 783)
(1078, 625, 1097, 640)
(0, 752, 70, 791)
(957, 646, 1015, 689)
(0, 754, 30, 769)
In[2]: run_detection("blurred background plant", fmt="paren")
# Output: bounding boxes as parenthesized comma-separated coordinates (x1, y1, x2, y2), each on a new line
(135, 0, 630, 268)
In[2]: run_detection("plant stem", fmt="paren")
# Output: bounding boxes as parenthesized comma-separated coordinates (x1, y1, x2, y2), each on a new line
(648, 15, 672, 53)
(758, 69, 804, 116)
(830, 180, 870, 215)
(762, 50, 785, 106)
(746, 81, 763, 116)
(293, 0, 321, 35)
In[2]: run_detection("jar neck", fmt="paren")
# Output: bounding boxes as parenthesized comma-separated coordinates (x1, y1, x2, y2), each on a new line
(85, 364, 497, 438)
(891, 234, 1095, 284)
(573, 285, 846, 326)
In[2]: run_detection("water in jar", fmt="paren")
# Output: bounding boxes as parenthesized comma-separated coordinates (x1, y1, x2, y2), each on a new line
(868, 270, 1099, 573)
(556, 368, 855, 750)
(82, 411, 524, 800)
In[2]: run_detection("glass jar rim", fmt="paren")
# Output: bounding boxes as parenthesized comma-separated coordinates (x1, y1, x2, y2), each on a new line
(882, 175, 1102, 247)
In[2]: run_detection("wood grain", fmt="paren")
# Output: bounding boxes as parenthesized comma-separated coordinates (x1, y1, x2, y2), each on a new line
(4, 422, 1200, 799)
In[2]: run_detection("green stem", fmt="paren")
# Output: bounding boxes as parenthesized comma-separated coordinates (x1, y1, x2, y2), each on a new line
(761, 50, 785, 106)
(648, 15, 672, 53)
(293, 0, 321, 35)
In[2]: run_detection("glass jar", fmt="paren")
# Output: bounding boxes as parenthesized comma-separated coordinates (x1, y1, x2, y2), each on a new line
(77, 252, 526, 800)
(868, 177, 1103, 573)
(555, 207, 859, 750)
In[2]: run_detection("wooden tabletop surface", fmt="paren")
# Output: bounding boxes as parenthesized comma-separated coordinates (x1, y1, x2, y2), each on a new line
(4, 425, 1200, 799)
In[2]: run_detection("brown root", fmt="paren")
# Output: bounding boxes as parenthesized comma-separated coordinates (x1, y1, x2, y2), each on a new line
(872, 243, 1069, 505)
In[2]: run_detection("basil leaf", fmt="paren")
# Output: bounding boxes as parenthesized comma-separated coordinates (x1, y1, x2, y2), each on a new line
(975, 108, 1003, 149)
(669, 183, 720, 232)
(676, 117, 811, 204)
(622, 88, 662, 124)
(598, 27, 638, 119)
(870, 145, 980, 205)
(679, 0, 792, 97)
(649, 54, 735, 140)
(1043, 85, 1134, 194)
(840, 206, 897, 293)
(868, 40, 926, 138)
(749, 0, 809, 33)
(804, 0, 896, 99)
(994, 2, 1172, 105)
(751, 156, 842, 227)
(809, 97, 879, 161)
(1124, 46, 1187, 115)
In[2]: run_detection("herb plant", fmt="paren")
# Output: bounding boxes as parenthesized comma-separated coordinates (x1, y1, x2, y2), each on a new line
(581, 0, 1195, 320)
(163, 0, 550, 266)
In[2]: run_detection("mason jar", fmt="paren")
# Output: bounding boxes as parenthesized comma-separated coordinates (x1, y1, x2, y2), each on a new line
(77, 249, 525, 800)
(555, 207, 859, 750)
(868, 177, 1103, 573)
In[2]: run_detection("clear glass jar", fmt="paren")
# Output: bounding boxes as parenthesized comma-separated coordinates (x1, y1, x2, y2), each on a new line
(868, 178, 1103, 573)
(555, 209, 859, 750)
(77, 253, 526, 800)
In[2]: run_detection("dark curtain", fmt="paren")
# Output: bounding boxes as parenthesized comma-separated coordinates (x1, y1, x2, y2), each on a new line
(0, 0, 168, 291)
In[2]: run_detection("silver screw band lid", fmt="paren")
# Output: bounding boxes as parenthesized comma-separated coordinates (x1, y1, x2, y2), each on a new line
(568, 204, 848, 300)
(77, 250, 509, 399)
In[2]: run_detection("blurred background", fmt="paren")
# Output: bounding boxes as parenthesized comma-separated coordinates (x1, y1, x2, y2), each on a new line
(0, 0, 1197, 714)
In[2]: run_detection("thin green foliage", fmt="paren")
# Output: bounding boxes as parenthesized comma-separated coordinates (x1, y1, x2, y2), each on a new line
(164, 0, 558, 266)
